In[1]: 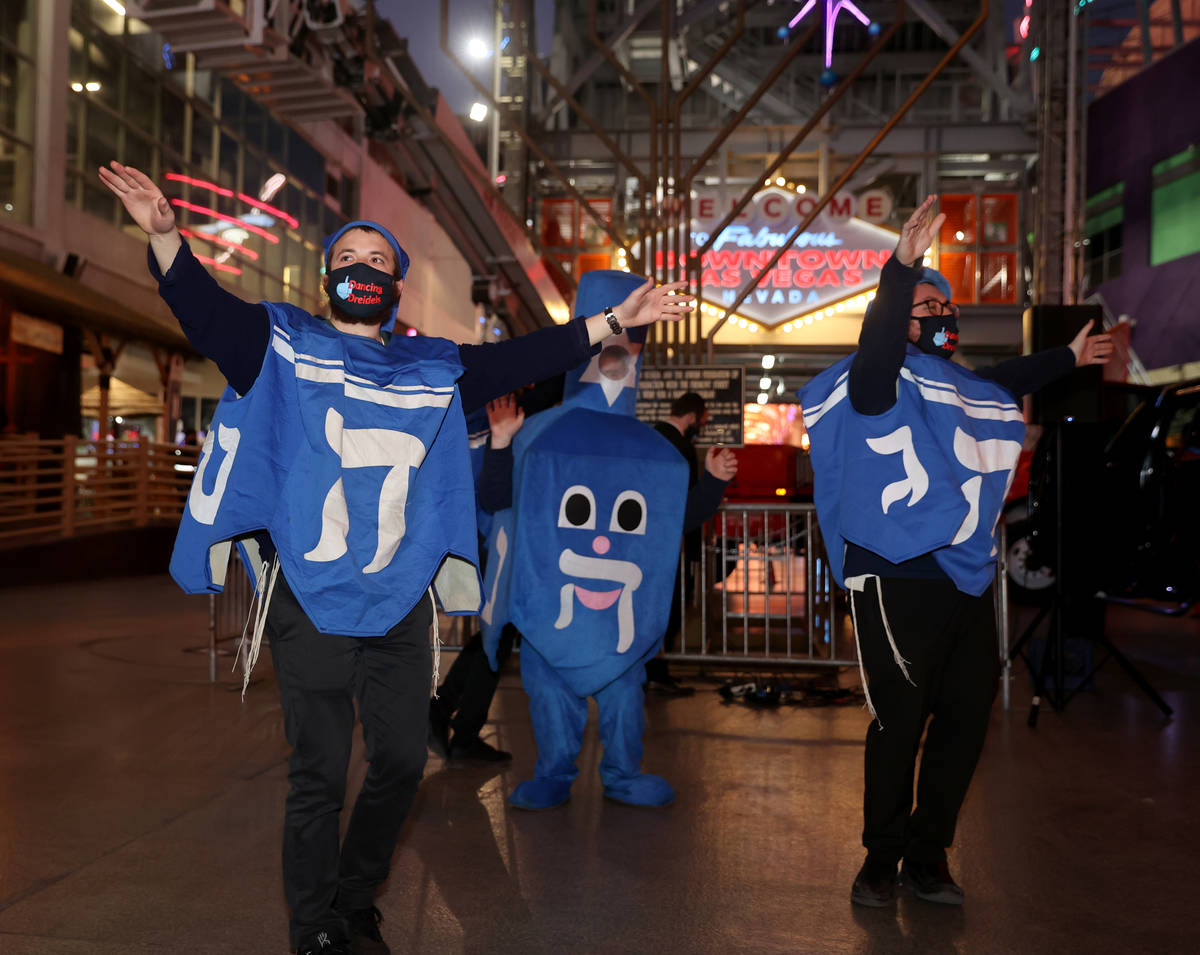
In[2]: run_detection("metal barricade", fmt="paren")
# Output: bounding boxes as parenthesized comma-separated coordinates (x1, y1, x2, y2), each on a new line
(670, 502, 1014, 684)
(670, 502, 857, 668)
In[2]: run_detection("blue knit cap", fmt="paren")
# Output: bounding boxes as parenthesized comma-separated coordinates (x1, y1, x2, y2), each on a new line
(323, 219, 411, 279)
(917, 266, 953, 303)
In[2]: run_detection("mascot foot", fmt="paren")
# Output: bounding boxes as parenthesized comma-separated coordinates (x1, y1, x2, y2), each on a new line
(603, 774, 675, 808)
(510, 777, 573, 811)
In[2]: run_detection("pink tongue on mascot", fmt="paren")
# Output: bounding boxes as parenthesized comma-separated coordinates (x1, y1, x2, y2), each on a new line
(574, 585, 621, 610)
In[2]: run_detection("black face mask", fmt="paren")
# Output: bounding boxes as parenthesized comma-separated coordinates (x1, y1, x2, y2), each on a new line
(915, 314, 959, 359)
(327, 262, 395, 324)
(683, 424, 702, 443)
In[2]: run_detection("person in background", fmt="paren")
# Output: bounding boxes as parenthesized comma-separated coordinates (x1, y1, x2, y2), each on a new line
(644, 392, 729, 695)
(800, 195, 1112, 910)
(429, 394, 525, 764)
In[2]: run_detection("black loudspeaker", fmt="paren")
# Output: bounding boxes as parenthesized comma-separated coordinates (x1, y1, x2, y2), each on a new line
(1023, 304, 1103, 423)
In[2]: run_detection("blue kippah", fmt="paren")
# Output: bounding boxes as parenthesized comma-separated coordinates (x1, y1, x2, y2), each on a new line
(323, 219, 411, 279)
(918, 266, 953, 302)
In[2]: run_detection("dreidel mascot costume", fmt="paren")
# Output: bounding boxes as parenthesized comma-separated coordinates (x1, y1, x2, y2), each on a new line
(481, 270, 689, 810)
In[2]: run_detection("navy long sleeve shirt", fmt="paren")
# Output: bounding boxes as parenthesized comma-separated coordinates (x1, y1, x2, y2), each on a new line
(151, 239, 597, 414)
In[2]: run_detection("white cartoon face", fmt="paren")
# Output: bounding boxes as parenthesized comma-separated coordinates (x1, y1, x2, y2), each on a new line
(552, 483, 647, 652)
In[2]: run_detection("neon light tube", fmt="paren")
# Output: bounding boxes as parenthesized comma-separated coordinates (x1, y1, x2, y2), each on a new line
(237, 193, 299, 229)
(178, 227, 260, 261)
(193, 253, 243, 275)
(165, 172, 234, 198)
(170, 199, 280, 243)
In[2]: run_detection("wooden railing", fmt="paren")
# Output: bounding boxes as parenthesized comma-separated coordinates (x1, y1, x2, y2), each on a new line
(0, 435, 200, 547)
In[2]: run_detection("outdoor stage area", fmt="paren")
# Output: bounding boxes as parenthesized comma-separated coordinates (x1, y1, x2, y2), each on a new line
(0, 574, 1196, 954)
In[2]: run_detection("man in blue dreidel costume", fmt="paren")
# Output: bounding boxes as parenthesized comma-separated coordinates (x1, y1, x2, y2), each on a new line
(98, 162, 695, 955)
(481, 270, 734, 810)
(800, 196, 1113, 910)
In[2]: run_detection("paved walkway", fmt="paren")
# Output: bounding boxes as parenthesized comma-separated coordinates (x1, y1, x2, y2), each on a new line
(0, 575, 1196, 953)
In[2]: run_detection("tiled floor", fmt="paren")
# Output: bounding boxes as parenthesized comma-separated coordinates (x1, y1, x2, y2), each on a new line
(0, 575, 1196, 954)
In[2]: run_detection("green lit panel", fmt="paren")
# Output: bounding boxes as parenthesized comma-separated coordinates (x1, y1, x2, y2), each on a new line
(1151, 170, 1200, 266)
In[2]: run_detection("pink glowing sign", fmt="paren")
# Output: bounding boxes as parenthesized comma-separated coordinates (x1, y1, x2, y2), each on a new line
(789, 0, 873, 69)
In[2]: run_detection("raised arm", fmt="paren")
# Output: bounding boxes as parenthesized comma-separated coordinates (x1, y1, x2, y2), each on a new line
(458, 279, 693, 413)
(98, 161, 269, 394)
(848, 196, 945, 416)
(977, 320, 1113, 398)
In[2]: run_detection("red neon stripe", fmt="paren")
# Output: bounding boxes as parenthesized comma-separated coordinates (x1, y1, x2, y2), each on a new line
(170, 199, 280, 244)
(238, 193, 300, 229)
(178, 227, 261, 261)
(193, 252, 244, 276)
(165, 172, 234, 198)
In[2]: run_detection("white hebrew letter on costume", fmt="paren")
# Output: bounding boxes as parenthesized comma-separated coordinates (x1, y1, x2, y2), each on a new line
(188, 423, 241, 526)
(865, 425, 930, 514)
(950, 427, 1023, 545)
(304, 407, 428, 574)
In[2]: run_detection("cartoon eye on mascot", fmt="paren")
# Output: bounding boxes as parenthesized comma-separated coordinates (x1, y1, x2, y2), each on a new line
(481, 270, 690, 810)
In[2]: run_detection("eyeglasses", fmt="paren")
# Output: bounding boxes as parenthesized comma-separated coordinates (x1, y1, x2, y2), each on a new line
(912, 298, 958, 318)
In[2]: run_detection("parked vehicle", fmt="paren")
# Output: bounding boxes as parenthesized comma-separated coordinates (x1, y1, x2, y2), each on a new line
(1006, 379, 1200, 608)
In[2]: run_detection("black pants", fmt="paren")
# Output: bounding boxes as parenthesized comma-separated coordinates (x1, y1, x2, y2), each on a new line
(644, 558, 690, 683)
(852, 577, 1000, 866)
(435, 624, 517, 744)
(266, 573, 432, 948)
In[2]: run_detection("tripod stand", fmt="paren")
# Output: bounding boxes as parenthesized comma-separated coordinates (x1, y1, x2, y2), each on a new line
(1007, 423, 1173, 725)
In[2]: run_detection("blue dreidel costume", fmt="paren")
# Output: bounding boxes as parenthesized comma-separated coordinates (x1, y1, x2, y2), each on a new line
(481, 270, 689, 809)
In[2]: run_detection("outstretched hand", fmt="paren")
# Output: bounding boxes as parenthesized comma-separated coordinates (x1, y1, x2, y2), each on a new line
(1068, 320, 1114, 367)
(895, 195, 946, 268)
(705, 445, 738, 482)
(486, 394, 525, 449)
(97, 161, 176, 237)
(613, 278, 695, 329)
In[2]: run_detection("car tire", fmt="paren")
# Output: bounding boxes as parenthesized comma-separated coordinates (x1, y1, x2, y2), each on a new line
(1005, 518, 1056, 604)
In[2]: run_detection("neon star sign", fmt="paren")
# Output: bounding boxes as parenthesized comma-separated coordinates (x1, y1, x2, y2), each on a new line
(788, 0, 874, 69)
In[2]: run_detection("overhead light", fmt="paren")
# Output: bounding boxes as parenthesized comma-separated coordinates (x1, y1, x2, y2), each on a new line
(102, 0, 126, 15)
(776, 380, 785, 394)
(761, 354, 776, 369)
(756, 392, 769, 405)
(775, 177, 785, 186)
(759, 376, 771, 390)
(955, 230, 965, 241)
(71, 82, 84, 92)
(468, 102, 488, 122)
(466, 37, 490, 59)
(85, 81, 101, 92)
(797, 184, 806, 193)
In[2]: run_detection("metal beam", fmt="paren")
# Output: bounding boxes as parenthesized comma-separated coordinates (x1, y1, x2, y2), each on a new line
(906, 0, 1029, 114)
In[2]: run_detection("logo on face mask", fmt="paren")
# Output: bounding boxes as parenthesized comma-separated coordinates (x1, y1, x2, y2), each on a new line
(327, 262, 394, 321)
(917, 316, 959, 358)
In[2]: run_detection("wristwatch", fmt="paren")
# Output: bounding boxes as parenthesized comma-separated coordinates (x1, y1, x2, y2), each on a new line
(603, 305, 623, 335)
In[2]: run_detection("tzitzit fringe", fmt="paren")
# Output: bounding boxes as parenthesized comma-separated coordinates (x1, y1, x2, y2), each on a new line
(428, 586, 440, 698)
(846, 574, 915, 730)
(235, 556, 280, 701)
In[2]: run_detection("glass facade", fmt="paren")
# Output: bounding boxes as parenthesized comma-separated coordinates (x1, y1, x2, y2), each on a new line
(64, 2, 353, 315)
(0, 0, 37, 224)
(1084, 182, 1123, 289)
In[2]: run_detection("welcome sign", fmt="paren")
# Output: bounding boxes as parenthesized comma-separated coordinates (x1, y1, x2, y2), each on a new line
(690, 187, 898, 328)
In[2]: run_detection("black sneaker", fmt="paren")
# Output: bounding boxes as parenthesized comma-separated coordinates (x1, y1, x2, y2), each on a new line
(428, 698, 450, 759)
(448, 736, 512, 763)
(297, 929, 351, 955)
(646, 677, 695, 697)
(344, 905, 390, 955)
(850, 857, 898, 907)
(900, 860, 964, 905)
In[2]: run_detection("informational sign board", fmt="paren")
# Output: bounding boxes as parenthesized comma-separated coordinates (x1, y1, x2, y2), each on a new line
(690, 186, 898, 327)
(636, 365, 745, 446)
